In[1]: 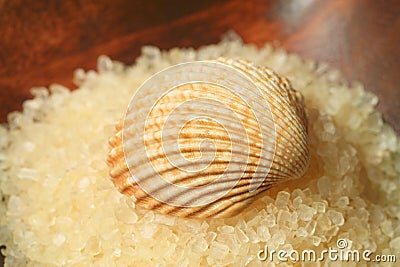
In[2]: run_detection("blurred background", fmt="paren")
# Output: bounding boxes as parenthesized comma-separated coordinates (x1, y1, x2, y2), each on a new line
(0, 0, 399, 136)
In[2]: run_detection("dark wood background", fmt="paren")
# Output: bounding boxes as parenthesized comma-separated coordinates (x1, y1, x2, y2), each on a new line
(0, 0, 399, 263)
(1, 0, 400, 133)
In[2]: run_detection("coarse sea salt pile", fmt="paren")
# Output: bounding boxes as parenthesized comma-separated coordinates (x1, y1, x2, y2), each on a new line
(0, 33, 399, 266)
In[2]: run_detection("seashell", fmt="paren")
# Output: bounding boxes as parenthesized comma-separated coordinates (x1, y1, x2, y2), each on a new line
(107, 58, 309, 218)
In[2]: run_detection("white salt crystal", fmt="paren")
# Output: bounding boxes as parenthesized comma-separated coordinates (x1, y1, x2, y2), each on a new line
(183, 219, 202, 234)
(266, 203, 278, 215)
(292, 188, 305, 199)
(245, 227, 260, 243)
(362, 238, 377, 251)
(218, 233, 239, 254)
(389, 236, 400, 250)
(247, 215, 262, 227)
(7, 196, 22, 215)
(113, 248, 121, 257)
(141, 224, 157, 239)
(295, 227, 307, 237)
(97, 55, 113, 73)
(380, 220, 394, 238)
(235, 227, 249, 243)
(78, 177, 91, 189)
(115, 207, 138, 225)
(200, 221, 209, 231)
(52, 233, 66, 247)
(323, 121, 336, 134)
(264, 213, 276, 227)
(342, 176, 354, 191)
(141, 210, 155, 223)
(275, 191, 291, 208)
(317, 176, 331, 197)
(177, 257, 189, 267)
(30, 86, 49, 98)
(84, 236, 101, 255)
(311, 236, 321, 246)
(218, 225, 234, 234)
(0, 154, 9, 170)
(327, 210, 344, 226)
(277, 210, 291, 226)
(305, 221, 317, 236)
(153, 213, 175, 226)
(188, 236, 208, 253)
(16, 168, 38, 181)
(292, 196, 303, 209)
(347, 112, 363, 129)
(67, 233, 89, 251)
(298, 204, 317, 221)
(303, 188, 312, 197)
(23, 142, 35, 152)
(49, 83, 70, 95)
(73, 68, 86, 85)
(256, 225, 270, 242)
(141, 46, 161, 61)
(241, 255, 255, 266)
(333, 196, 349, 208)
(312, 201, 327, 213)
(355, 207, 369, 222)
(208, 242, 229, 260)
(272, 230, 285, 245)
(205, 231, 217, 244)
(326, 226, 339, 242)
(382, 180, 397, 195)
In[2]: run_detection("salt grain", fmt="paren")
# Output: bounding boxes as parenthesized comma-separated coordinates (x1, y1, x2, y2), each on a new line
(235, 227, 249, 244)
(333, 196, 349, 208)
(277, 210, 291, 227)
(327, 210, 344, 226)
(312, 201, 327, 213)
(77, 177, 91, 189)
(153, 213, 175, 226)
(295, 227, 307, 237)
(298, 204, 317, 221)
(275, 191, 291, 208)
(16, 168, 38, 181)
(218, 225, 234, 234)
(317, 176, 331, 197)
(189, 236, 208, 253)
(115, 207, 138, 225)
(264, 213, 276, 227)
(257, 225, 271, 242)
(245, 227, 260, 243)
(52, 233, 66, 247)
(305, 220, 317, 236)
(84, 236, 101, 255)
(208, 242, 229, 260)
(205, 231, 217, 244)
(380, 220, 394, 238)
(389, 236, 400, 250)
(311, 236, 321, 246)
(97, 55, 114, 73)
(272, 230, 285, 245)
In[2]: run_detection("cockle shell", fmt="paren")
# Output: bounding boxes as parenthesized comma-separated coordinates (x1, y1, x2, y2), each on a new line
(107, 58, 309, 218)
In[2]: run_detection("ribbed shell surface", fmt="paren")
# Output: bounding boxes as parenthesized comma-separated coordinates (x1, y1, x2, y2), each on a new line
(107, 58, 309, 218)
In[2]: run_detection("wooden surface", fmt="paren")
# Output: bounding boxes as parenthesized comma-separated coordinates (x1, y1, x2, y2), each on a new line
(1, 0, 400, 134)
